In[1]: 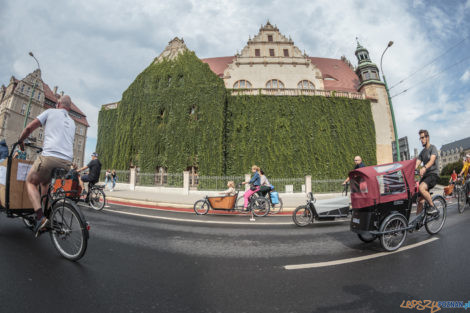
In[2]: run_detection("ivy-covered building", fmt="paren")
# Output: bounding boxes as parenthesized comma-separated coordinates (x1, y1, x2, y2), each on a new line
(97, 22, 395, 179)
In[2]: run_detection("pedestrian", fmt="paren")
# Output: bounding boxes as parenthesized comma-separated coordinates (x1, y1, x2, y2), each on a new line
(111, 169, 117, 191)
(343, 156, 365, 185)
(104, 169, 111, 190)
(241, 165, 261, 211)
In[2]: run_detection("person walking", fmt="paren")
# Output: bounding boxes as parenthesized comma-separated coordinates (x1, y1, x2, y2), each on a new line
(17, 95, 75, 237)
(104, 169, 111, 190)
(111, 169, 117, 191)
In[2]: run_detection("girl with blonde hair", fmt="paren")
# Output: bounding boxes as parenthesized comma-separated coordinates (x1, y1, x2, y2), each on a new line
(241, 165, 261, 210)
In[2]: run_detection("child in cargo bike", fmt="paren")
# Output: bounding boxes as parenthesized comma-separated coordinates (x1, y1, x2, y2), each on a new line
(220, 181, 236, 196)
(241, 165, 261, 211)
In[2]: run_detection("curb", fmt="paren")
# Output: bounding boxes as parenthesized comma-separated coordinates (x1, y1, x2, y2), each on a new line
(106, 197, 296, 216)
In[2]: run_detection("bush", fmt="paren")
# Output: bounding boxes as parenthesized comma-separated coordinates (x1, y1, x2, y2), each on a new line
(441, 161, 463, 176)
(438, 175, 451, 186)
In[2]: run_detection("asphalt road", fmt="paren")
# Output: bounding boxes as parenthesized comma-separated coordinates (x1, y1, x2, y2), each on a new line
(1, 199, 469, 313)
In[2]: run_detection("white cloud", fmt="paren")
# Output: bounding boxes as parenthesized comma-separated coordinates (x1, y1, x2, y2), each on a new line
(461, 69, 470, 82)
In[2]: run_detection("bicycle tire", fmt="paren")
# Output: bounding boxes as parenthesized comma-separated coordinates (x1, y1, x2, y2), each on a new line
(357, 233, 376, 243)
(379, 213, 407, 252)
(292, 205, 313, 227)
(425, 195, 446, 235)
(457, 187, 466, 213)
(49, 200, 88, 261)
(89, 188, 106, 211)
(270, 197, 283, 214)
(251, 197, 269, 217)
(193, 200, 210, 215)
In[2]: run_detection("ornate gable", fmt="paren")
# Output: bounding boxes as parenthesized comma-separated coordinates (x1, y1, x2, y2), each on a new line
(155, 37, 188, 63)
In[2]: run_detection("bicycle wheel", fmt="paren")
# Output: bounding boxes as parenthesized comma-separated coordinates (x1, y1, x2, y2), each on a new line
(49, 200, 88, 261)
(89, 188, 106, 211)
(270, 197, 283, 214)
(380, 213, 407, 252)
(425, 196, 446, 235)
(357, 233, 376, 243)
(251, 197, 270, 217)
(292, 205, 313, 227)
(457, 187, 466, 213)
(193, 200, 210, 215)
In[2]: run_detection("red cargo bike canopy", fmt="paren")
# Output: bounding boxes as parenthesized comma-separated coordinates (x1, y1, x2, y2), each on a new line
(348, 159, 417, 209)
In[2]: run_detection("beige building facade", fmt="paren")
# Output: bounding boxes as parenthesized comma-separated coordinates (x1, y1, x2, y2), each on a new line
(0, 69, 89, 167)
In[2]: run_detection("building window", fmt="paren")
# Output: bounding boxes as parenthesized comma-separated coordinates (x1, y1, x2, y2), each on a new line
(283, 49, 289, 57)
(363, 71, 371, 80)
(20, 84, 24, 92)
(233, 80, 252, 89)
(297, 80, 315, 89)
(267, 35, 273, 42)
(266, 79, 285, 89)
(78, 140, 82, 151)
(20, 103, 27, 115)
(79, 126, 84, 135)
(255, 49, 260, 57)
(37, 92, 41, 100)
(269, 49, 275, 57)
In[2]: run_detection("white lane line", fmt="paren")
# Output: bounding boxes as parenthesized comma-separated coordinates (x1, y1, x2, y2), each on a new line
(284, 237, 439, 270)
(103, 209, 293, 225)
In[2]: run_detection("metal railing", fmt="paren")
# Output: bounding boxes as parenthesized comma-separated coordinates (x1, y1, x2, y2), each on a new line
(136, 172, 184, 187)
(99, 170, 130, 184)
(311, 179, 344, 193)
(197, 175, 245, 191)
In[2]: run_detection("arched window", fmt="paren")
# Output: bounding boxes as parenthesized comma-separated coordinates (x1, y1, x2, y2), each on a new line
(233, 80, 252, 89)
(297, 80, 315, 89)
(266, 79, 284, 89)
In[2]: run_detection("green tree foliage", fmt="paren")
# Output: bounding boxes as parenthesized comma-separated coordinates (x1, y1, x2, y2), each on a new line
(96, 51, 377, 178)
(440, 160, 463, 176)
(225, 95, 376, 178)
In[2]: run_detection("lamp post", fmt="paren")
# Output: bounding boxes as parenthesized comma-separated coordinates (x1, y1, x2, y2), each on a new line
(23, 52, 41, 128)
(380, 41, 401, 161)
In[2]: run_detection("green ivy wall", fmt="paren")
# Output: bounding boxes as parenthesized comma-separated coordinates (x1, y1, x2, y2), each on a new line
(96, 51, 376, 178)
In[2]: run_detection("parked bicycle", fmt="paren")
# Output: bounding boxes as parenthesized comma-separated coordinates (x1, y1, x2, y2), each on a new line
(4, 142, 89, 261)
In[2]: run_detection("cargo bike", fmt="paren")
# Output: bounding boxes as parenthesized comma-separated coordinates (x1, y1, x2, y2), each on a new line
(0, 142, 89, 261)
(349, 159, 446, 251)
(194, 183, 270, 217)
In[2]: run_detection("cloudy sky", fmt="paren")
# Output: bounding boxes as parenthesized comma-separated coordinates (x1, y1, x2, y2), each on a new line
(1, 0, 469, 164)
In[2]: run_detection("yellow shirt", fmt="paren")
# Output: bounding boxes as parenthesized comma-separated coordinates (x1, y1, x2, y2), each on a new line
(462, 161, 470, 183)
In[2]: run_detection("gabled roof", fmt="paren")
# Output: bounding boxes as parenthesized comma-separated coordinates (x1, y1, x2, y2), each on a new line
(440, 137, 470, 153)
(309, 57, 360, 93)
(201, 56, 235, 77)
(200, 56, 360, 92)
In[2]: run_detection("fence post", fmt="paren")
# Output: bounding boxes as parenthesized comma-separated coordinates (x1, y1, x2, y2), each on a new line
(305, 175, 312, 194)
(130, 167, 136, 191)
(244, 174, 250, 191)
(183, 171, 190, 195)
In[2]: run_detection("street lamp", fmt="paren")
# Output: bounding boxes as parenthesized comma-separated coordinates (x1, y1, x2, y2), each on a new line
(380, 41, 401, 162)
(23, 51, 41, 128)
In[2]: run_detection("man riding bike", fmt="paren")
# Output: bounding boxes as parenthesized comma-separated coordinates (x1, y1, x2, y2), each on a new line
(17, 95, 75, 237)
(415, 129, 439, 216)
(77, 152, 102, 196)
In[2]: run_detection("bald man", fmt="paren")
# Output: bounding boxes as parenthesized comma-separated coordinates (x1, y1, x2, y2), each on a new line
(343, 156, 365, 185)
(18, 95, 75, 236)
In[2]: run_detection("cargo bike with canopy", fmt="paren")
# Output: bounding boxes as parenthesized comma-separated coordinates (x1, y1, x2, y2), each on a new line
(349, 159, 446, 251)
(0, 142, 89, 261)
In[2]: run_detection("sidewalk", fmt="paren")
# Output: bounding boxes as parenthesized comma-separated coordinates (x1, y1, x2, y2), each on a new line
(103, 183, 347, 211)
(103, 183, 446, 213)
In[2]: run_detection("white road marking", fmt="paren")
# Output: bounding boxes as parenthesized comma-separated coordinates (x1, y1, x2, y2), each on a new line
(284, 237, 439, 270)
(103, 209, 293, 225)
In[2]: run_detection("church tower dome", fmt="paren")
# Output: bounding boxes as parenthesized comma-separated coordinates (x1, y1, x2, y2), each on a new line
(355, 40, 383, 89)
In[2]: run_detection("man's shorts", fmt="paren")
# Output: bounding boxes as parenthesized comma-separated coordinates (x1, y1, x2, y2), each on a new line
(30, 155, 71, 184)
(419, 174, 438, 190)
(81, 174, 98, 184)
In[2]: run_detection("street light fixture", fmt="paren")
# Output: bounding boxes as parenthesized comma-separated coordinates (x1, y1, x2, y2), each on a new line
(23, 52, 41, 128)
(380, 41, 401, 161)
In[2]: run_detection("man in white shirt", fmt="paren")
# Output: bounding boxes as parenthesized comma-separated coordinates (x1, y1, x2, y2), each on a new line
(17, 95, 75, 236)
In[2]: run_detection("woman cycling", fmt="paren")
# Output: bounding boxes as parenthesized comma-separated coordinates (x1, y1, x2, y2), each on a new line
(242, 165, 261, 211)
(258, 169, 272, 197)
